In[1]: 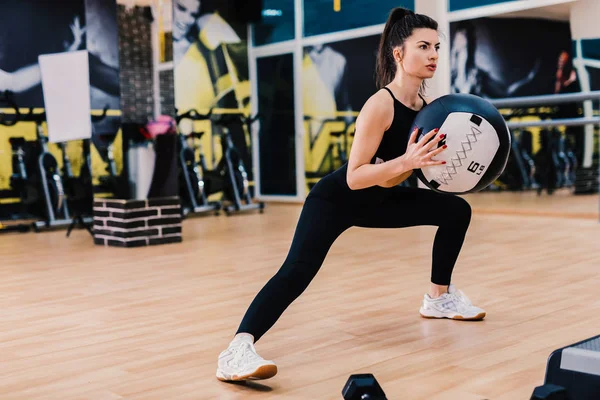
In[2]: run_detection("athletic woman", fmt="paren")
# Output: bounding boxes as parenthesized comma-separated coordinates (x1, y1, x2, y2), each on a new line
(216, 7, 486, 382)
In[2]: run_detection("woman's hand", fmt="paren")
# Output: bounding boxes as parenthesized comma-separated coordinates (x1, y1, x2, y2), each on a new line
(64, 16, 86, 52)
(398, 126, 447, 171)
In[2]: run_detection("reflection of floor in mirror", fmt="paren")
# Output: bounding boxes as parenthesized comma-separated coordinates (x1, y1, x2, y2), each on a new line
(465, 188, 599, 219)
(2, 198, 600, 400)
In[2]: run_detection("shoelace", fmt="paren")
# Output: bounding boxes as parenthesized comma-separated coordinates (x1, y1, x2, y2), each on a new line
(454, 289, 472, 306)
(446, 290, 473, 313)
(230, 342, 261, 367)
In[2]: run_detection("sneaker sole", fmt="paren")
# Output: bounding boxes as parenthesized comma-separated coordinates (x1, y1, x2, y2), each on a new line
(216, 364, 278, 382)
(419, 310, 486, 321)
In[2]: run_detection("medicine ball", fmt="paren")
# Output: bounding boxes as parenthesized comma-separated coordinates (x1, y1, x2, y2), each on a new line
(410, 93, 511, 194)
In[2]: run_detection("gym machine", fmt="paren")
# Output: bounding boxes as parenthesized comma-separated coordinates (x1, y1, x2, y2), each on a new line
(0, 90, 107, 233)
(93, 128, 126, 199)
(20, 107, 72, 231)
(209, 112, 265, 215)
(0, 91, 32, 234)
(175, 109, 264, 216)
(176, 108, 221, 217)
(0, 90, 71, 231)
(59, 106, 109, 237)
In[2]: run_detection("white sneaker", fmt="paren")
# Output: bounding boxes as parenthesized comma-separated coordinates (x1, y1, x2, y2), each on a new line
(216, 336, 278, 382)
(419, 284, 486, 321)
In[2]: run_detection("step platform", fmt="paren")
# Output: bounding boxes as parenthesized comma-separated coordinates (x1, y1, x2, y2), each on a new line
(543, 334, 600, 399)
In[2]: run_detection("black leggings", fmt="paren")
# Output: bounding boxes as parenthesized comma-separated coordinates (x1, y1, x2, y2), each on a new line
(236, 175, 472, 342)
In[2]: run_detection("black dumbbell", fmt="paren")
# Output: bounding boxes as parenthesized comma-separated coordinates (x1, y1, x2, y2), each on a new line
(530, 384, 570, 400)
(342, 374, 387, 400)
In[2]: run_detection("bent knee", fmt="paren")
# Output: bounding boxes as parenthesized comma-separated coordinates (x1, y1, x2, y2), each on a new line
(447, 195, 472, 223)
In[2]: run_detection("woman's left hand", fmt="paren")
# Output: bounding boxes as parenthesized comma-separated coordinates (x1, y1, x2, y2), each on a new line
(65, 16, 87, 52)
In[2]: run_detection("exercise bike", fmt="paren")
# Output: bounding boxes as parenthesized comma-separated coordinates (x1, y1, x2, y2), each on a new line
(517, 129, 539, 190)
(58, 106, 109, 237)
(0, 91, 33, 234)
(176, 108, 221, 217)
(93, 129, 127, 199)
(21, 108, 72, 231)
(0, 92, 70, 231)
(206, 112, 265, 215)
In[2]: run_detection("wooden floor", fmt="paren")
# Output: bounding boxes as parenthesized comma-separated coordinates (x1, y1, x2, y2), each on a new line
(1, 190, 599, 400)
(464, 188, 599, 220)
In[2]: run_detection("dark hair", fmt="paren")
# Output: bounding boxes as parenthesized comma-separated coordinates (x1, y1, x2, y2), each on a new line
(376, 7, 438, 90)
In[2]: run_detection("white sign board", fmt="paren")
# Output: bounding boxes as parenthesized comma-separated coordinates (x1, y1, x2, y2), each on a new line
(38, 50, 92, 143)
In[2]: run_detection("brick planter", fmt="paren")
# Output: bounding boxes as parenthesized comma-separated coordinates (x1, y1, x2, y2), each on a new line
(93, 197, 182, 247)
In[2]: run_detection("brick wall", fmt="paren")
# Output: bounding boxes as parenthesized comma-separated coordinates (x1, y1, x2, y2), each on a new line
(117, 5, 154, 124)
(159, 69, 175, 118)
(93, 197, 182, 247)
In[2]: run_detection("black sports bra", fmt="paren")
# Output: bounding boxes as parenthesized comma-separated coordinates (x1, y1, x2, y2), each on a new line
(370, 87, 427, 165)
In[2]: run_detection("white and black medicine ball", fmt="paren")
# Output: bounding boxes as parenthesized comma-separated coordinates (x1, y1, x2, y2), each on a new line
(410, 93, 511, 194)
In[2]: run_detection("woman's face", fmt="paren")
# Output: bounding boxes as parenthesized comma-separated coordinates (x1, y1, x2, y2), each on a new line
(173, 0, 201, 41)
(397, 28, 440, 80)
(450, 30, 468, 76)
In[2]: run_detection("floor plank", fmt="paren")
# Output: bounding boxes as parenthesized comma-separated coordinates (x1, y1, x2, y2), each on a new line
(1, 191, 599, 399)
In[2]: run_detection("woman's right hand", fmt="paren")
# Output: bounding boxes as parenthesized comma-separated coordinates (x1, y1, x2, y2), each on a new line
(399, 127, 447, 171)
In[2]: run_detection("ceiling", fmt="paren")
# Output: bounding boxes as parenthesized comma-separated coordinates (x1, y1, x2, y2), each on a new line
(116, 0, 572, 21)
(494, 2, 572, 21)
(115, 0, 158, 7)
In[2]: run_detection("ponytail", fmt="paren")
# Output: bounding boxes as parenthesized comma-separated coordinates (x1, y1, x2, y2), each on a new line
(375, 7, 438, 90)
(376, 8, 411, 89)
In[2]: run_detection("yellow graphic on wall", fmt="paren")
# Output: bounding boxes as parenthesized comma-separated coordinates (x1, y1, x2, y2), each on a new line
(172, 0, 253, 189)
(302, 43, 357, 190)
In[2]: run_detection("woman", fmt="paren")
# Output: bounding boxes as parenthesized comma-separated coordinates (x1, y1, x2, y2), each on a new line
(554, 51, 577, 95)
(0, 15, 119, 99)
(216, 7, 485, 382)
(450, 20, 539, 98)
(0, 16, 86, 95)
(172, 0, 248, 111)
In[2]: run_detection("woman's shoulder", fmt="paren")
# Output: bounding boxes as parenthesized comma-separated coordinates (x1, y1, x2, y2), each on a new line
(364, 89, 395, 114)
(355, 88, 395, 130)
(365, 88, 396, 111)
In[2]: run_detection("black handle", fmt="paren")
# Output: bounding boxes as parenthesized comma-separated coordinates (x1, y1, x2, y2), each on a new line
(0, 90, 20, 126)
(92, 104, 109, 122)
(176, 108, 214, 123)
(212, 112, 260, 127)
